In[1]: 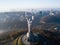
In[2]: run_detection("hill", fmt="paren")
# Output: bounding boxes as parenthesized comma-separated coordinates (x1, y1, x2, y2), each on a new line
(40, 15, 60, 24)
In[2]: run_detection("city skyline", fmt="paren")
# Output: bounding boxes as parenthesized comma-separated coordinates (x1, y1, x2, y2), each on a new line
(0, 0, 60, 12)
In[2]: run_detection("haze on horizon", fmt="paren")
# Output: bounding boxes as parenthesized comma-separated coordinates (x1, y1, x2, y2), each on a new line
(0, 0, 60, 12)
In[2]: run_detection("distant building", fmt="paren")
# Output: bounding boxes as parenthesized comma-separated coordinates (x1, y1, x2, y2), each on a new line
(54, 26, 60, 31)
(49, 11, 54, 15)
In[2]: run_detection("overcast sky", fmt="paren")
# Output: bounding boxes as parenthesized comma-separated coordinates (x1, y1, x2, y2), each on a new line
(0, 0, 60, 12)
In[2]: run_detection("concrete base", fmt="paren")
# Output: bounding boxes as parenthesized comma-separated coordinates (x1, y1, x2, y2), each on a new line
(21, 32, 40, 45)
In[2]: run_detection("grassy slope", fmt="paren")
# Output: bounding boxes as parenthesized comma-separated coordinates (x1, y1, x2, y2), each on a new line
(12, 36, 23, 45)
